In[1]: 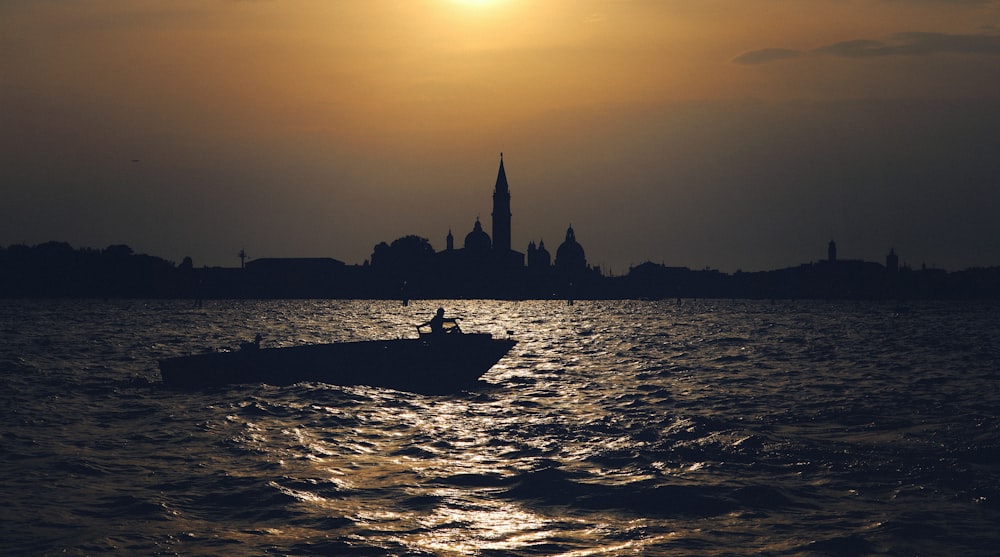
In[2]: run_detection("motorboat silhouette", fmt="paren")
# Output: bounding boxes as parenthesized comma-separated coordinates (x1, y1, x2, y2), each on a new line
(159, 324, 516, 394)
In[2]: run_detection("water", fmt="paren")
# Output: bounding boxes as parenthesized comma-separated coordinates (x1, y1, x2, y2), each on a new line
(1, 299, 998, 556)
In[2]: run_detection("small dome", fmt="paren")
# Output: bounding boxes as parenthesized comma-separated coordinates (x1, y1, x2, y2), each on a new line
(464, 218, 492, 253)
(555, 226, 586, 270)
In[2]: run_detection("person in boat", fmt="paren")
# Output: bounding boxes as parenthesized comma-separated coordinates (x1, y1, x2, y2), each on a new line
(421, 307, 460, 335)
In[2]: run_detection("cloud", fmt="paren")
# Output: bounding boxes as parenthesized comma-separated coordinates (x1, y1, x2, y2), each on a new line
(732, 48, 802, 65)
(736, 30, 1000, 65)
(815, 31, 1000, 57)
(733, 28, 1000, 65)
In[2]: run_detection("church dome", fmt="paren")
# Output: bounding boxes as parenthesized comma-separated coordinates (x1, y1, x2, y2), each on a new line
(464, 218, 492, 253)
(555, 226, 586, 270)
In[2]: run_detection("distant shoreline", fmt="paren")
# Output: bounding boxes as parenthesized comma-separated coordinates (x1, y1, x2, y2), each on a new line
(3, 241, 999, 300)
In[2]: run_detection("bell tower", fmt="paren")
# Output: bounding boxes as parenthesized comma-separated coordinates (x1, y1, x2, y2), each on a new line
(491, 153, 512, 254)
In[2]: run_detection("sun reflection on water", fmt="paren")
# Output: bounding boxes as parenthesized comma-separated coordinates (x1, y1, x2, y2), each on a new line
(411, 501, 552, 554)
(127, 299, 1000, 555)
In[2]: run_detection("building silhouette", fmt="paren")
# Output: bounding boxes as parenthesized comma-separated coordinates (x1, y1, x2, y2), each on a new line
(424, 154, 593, 297)
(527, 240, 551, 270)
(4, 234, 1000, 300)
(492, 153, 512, 254)
(463, 218, 492, 255)
(440, 155, 532, 271)
(555, 225, 587, 273)
(11, 155, 998, 300)
(886, 248, 899, 273)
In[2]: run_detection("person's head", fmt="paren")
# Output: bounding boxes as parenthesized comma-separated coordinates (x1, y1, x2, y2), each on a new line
(436, 307, 445, 316)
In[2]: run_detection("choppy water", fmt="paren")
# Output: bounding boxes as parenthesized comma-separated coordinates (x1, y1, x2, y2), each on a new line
(1, 299, 998, 556)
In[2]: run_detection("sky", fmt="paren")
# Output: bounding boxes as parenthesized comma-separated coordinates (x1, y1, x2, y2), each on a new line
(2, 0, 999, 274)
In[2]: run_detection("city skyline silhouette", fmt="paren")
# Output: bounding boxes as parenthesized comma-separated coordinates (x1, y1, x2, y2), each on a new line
(2, 154, 996, 300)
(3, 2, 1000, 274)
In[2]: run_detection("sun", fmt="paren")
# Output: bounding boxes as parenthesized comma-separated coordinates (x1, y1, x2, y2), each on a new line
(450, 0, 500, 7)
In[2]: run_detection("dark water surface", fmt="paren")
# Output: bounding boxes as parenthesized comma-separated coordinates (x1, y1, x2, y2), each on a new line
(2, 299, 998, 556)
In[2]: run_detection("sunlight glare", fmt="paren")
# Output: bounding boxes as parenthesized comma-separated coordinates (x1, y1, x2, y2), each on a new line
(450, 0, 501, 7)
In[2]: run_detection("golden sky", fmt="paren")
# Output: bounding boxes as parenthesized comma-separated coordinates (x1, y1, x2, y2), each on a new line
(3, 0, 1000, 271)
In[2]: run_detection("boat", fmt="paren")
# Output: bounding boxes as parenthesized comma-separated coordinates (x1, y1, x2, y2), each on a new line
(159, 325, 516, 394)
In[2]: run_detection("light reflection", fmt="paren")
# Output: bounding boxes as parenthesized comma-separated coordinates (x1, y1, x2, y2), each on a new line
(412, 502, 552, 553)
(552, 534, 682, 557)
(210, 300, 727, 552)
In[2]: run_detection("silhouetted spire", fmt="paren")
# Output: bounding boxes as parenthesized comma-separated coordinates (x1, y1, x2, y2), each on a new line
(494, 153, 509, 194)
(492, 153, 512, 254)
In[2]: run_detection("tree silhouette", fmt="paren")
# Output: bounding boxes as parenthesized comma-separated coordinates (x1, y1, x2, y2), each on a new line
(371, 235, 435, 274)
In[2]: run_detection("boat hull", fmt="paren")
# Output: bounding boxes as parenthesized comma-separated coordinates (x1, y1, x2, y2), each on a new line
(159, 334, 516, 393)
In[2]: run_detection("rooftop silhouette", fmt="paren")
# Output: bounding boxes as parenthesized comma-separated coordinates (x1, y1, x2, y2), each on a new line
(2, 158, 998, 300)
